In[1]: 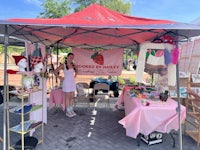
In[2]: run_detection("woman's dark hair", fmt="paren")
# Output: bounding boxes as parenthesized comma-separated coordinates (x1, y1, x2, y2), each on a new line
(67, 53, 74, 57)
(65, 53, 74, 62)
(65, 53, 76, 72)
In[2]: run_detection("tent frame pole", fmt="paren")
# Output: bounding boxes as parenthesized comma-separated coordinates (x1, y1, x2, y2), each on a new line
(175, 31, 183, 150)
(3, 24, 8, 150)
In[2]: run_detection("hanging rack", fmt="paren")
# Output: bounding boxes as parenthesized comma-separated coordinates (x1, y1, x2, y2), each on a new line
(151, 36, 164, 43)
(152, 31, 189, 43)
(162, 31, 188, 39)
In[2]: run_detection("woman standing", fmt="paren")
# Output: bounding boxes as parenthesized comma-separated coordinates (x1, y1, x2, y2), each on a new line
(54, 53, 77, 117)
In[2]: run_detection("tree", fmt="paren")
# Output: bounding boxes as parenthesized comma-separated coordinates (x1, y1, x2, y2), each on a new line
(72, 0, 97, 12)
(39, 0, 132, 18)
(99, 0, 132, 15)
(38, 0, 72, 18)
(73, 0, 132, 15)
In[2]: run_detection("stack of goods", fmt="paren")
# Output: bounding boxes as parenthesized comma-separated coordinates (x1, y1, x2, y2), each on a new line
(129, 86, 160, 100)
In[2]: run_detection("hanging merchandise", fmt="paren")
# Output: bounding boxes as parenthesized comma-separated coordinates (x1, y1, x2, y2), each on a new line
(171, 47, 180, 64)
(145, 49, 152, 60)
(164, 48, 171, 65)
(146, 52, 165, 66)
(136, 42, 176, 86)
(25, 41, 48, 125)
(145, 49, 166, 76)
(155, 50, 164, 57)
(146, 49, 163, 60)
(145, 63, 167, 76)
(32, 43, 42, 57)
(145, 49, 166, 75)
(160, 34, 175, 44)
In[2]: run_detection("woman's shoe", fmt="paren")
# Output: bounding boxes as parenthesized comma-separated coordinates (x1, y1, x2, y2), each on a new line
(71, 110, 76, 116)
(66, 112, 74, 117)
(69, 106, 76, 116)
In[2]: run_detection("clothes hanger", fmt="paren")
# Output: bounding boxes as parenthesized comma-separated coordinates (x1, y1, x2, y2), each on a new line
(160, 31, 189, 43)
(152, 36, 164, 43)
(152, 31, 189, 44)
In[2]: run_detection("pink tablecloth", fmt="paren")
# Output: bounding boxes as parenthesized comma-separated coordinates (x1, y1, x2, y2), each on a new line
(49, 89, 66, 111)
(115, 85, 135, 107)
(118, 90, 186, 139)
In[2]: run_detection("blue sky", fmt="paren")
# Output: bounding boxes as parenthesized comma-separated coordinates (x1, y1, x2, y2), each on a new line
(0, 0, 200, 23)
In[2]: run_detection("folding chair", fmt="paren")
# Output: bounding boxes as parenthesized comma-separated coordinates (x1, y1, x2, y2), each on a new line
(74, 82, 91, 110)
(93, 83, 110, 108)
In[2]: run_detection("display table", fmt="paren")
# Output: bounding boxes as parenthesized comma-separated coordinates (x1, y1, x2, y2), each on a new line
(118, 86, 186, 139)
(49, 88, 66, 112)
(115, 85, 135, 108)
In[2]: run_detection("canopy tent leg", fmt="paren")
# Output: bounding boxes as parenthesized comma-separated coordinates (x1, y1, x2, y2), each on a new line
(176, 62, 183, 150)
(55, 43, 59, 86)
(175, 32, 183, 150)
(3, 24, 8, 150)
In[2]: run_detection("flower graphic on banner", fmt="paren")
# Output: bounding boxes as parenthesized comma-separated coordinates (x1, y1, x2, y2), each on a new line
(91, 52, 104, 65)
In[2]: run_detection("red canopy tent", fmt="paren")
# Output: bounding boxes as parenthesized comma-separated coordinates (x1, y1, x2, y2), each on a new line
(1, 4, 200, 150)
(1, 4, 200, 49)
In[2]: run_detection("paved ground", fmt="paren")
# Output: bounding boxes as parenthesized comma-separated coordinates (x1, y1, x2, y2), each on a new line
(1, 97, 200, 150)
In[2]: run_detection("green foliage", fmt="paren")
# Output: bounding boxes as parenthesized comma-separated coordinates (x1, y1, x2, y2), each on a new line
(133, 54, 138, 60)
(38, 0, 72, 18)
(128, 77, 136, 85)
(51, 47, 72, 55)
(118, 76, 125, 85)
(99, 0, 131, 15)
(38, 0, 132, 18)
(73, 0, 97, 12)
(0, 45, 25, 53)
(96, 76, 107, 79)
(74, 0, 131, 15)
(0, 45, 4, 53)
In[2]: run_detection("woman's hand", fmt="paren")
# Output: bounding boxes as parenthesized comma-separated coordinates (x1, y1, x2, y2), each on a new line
(58, 76, 64, 81)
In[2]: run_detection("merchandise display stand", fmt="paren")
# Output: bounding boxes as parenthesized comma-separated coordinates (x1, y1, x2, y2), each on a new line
(184, 75, 200, 146)
(7, 72, 44, 150)
(169, 75, 190, 105)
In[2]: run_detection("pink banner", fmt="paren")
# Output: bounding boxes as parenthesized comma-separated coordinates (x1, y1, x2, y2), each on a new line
(73, 48, 123, 75)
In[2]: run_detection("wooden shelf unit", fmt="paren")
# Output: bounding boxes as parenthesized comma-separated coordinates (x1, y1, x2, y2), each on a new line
(7, 73, 44, 150)
(184, 76, 200, 146)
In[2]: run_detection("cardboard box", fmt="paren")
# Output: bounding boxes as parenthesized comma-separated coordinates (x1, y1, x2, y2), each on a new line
(141, 132, 163, 145)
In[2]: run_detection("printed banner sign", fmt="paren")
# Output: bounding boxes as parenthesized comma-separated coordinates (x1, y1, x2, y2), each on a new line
(73, 48, 123, 75)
